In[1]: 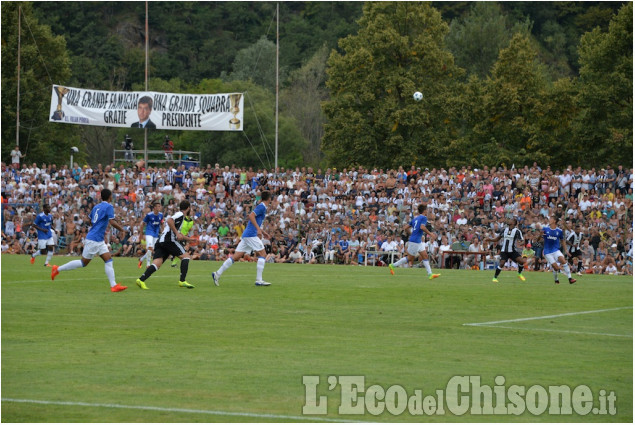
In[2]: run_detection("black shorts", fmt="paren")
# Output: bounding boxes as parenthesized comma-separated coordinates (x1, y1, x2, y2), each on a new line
(569, 249, 582, 258)
(500, 250, 522, 262)
(153, 240, 186, 260)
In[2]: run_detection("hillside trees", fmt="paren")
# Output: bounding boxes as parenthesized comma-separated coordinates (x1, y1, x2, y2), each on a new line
(448, 34, 549, 167)
(3, 2, 631, 169)
(280, 45, 330, 166)
(573, 2, 632, 167)
(322, 2, 463, 169)
(445, 2, 531, 79)
(1, 2, 78, 165)
(170, 79, 306, 169)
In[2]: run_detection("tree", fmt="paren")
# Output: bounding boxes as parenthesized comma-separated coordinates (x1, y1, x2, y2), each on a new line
(172, 79, 306, 170)
(446, 2, 531, 79)
(1, 2, 78, 165)
(537, 20, 574, 79)
(222, 36, 286, 94)
(449, 34, 551, 168)
(280, 44, 330, 167)
(516, 76, 579, 168)
(574, 2, 632, 167)
(322, 2, 463, 169)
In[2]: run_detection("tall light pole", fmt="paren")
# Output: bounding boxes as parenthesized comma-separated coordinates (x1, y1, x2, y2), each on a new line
(16, 6, 21, 148)
(144, 0, 149, 166)
(275, 2, 279, 171)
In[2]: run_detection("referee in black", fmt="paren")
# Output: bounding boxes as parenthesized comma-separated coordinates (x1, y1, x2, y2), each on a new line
(484, 217, 528, 282)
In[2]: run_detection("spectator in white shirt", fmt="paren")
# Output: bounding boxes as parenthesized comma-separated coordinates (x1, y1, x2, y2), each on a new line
(465, 236, 484, 269)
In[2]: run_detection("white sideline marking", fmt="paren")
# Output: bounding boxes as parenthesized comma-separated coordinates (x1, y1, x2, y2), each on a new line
(1, 398, 366, 423)
(464, 306, 633, 338)
(466, 324, 632, 338)
(464, 306, 632, 326)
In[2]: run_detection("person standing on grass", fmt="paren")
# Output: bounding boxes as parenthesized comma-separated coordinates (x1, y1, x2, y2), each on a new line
(537, 216, 577, 284)
(30, 203, 55, 267)
(136, 200, 196, 290)
(566, 223, 585, 276)
(138, 202, 163, 269)
(212, 190, 272, 287)
(51, 189, 127, 292)
(388, 204, 440, 280)
(484, 218, 528, 283)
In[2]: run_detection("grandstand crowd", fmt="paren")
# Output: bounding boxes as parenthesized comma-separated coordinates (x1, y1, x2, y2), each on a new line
(1, 159, 633, 276)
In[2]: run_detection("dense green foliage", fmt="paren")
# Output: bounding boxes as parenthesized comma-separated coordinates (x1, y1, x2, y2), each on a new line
(1, 1, 631, 169)
(323, 2, 463, 168)
(324, 1, 632, 169)
(574, 4, 633, 168)
(1, 2, 80, 165)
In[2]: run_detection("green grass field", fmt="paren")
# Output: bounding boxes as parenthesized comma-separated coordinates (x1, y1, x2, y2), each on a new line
(1, 254, 632, 422)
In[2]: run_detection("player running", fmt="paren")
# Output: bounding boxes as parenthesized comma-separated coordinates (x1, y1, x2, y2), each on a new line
(537, 216, 577, 284)
(212, 190, 272, 286)
(483, 218, 528, 283)
(170, 210, 195, 268)
(138, 202, 163, 268)
(51, 189, 127, 292)
(136, 200, 197, 290)
(566, 223, 584, 276)
(388, 204, 440, 280)
(30, 203, 55, 267)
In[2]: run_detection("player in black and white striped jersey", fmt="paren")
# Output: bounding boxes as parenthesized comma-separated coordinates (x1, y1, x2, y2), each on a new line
(136, 200, 197, 290)
(484, 218, 529, 283)
(566, 223, 584, 276)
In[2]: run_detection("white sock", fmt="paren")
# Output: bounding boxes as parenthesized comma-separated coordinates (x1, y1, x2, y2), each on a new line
(32, 251, 42, 258)
(216, 258, 234, 277)
(45, 251, 53, 265)
(105, 260, 117, 287)
(140, 252, 147, 263)
(563, 263, 572, 279)
(553, 269, 558, 280)
(256, 257, 265, 281)
(147, 251, 153, 266)
(58, 259, 84, 272)
(393, 257, 408, 268)
(422, 259, 432, 275)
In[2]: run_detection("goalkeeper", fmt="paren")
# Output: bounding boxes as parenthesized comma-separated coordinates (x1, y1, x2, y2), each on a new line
(171, 212, 195, 267)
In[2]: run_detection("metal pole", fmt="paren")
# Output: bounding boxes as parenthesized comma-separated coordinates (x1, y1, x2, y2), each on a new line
(16, 6, 21, 148)
(144, 0, 149, 166)
(274, 2, 279, 171)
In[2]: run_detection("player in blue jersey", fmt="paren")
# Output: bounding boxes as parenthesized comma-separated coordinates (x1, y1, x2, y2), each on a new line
(51, 189, 128, 292)
(538, 216, 576, 284)
(138, 202, 164, 268)
(212, 191, 272, 286)
(389, 204, 440, 280)
(30, 203, 55, 267)
(336, 233, 351, 264)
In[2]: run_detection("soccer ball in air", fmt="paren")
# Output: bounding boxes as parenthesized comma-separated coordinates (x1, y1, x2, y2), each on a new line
(413, 91, 423, 102)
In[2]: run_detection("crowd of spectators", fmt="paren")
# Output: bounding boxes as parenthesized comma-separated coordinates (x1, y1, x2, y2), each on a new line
(1, 159, 632, 276)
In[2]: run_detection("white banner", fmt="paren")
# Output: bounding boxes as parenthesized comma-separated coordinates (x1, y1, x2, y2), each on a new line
(49, 85, 244, 131)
